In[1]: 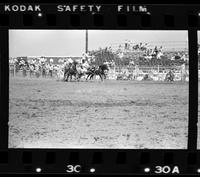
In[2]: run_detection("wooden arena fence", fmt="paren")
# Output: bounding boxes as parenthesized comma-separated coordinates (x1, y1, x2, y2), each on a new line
(9, 64, 190, 81)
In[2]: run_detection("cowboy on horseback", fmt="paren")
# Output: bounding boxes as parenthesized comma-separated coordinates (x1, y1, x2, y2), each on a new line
(81, 59, 89, 73)
(86, 62, 109, 81)
(64, 58, 82, 82)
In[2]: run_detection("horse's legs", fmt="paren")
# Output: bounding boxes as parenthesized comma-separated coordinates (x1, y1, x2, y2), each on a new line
(76, 75, 80, 82)
(63, 72, 66, 81)
(103, 73, 106, 80)
(99, 74, 103, 81)
(73, 73, 77, 81)
(64, 70, 68, 80)
(70, 74, 72, 81)
(75, 73, 80, 81)
(65, 74, 68, 81)
(64, 71, 66, 78)
(65, 73, 70, 82)
(86, 73, 90, 81)
(77, 73, 82, 81)
(89, 74, 94, 80)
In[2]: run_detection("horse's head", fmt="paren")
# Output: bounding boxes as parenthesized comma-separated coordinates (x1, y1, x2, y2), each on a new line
(100, 64, 109, 71)
(98, 64, 109, 75)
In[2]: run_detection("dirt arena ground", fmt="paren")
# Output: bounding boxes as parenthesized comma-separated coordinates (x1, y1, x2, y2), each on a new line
(9, 77, 189, 149)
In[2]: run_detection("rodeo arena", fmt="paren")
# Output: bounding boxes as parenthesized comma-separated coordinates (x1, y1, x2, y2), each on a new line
(9, 39, 193, 149)
(9, 41, 190, 82)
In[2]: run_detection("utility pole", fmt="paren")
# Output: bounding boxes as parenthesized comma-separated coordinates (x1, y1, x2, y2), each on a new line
(85, 30, 88, 54)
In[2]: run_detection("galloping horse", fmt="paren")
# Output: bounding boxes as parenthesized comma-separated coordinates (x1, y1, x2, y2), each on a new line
(86, 64, 109, 81)
(64, 61, 85, 81)
(64, 62, 77, 81)
(63, 62, 109, 82)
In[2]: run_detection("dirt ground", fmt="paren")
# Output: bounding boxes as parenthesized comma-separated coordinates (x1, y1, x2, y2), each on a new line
(9, 77, 189, 149)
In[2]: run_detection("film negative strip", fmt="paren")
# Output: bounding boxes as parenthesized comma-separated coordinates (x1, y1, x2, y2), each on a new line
(0, 2, 200, 175)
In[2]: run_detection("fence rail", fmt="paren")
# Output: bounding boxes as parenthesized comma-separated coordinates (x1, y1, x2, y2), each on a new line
(9, 64, 190, 82)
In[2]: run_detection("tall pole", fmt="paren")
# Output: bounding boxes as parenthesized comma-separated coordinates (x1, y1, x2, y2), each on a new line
(85, 30, 88, 54)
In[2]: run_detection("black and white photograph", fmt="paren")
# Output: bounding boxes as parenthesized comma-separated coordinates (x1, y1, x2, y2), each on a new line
(9, 30, 189, 149)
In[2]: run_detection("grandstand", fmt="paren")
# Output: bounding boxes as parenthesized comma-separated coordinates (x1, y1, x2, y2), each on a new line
(110, 41, 188, 52)
(87, 40, 189, 68)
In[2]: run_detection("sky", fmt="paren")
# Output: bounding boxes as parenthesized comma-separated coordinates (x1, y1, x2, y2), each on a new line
(9, 30, 188, 57)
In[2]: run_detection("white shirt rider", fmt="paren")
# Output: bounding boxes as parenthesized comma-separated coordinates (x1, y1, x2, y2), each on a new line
(82, 60, 89, 72)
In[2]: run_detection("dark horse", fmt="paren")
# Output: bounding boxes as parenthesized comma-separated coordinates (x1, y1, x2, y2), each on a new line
(64, 61, 80, 82)
(86, 64, 109, 81)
